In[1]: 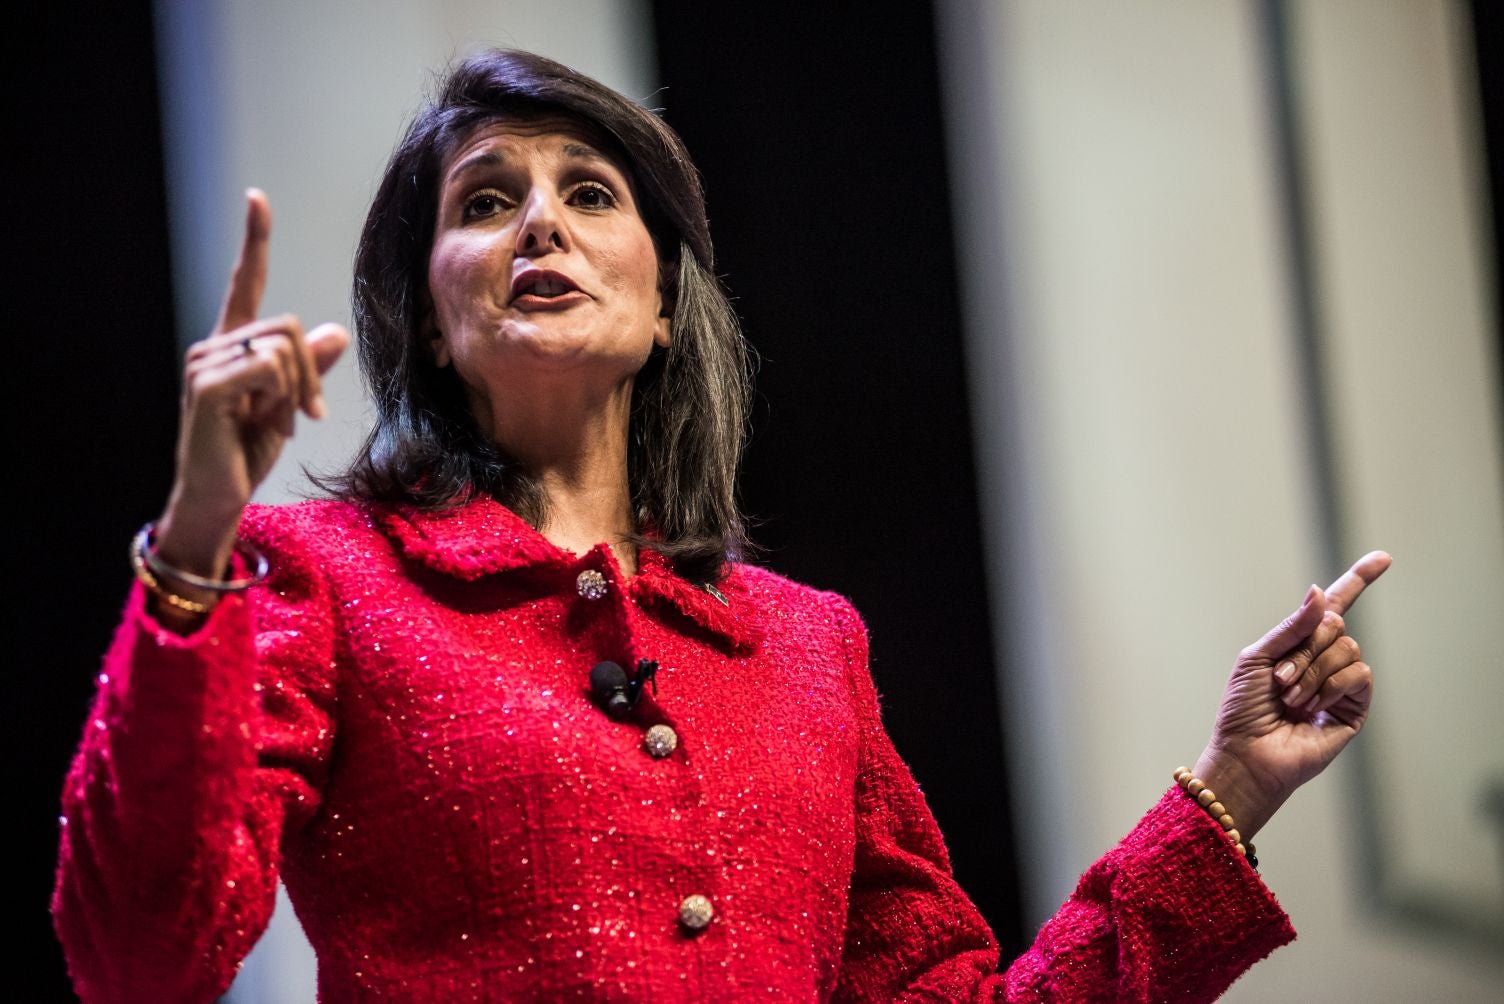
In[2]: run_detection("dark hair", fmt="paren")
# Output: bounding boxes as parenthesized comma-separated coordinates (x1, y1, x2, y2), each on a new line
(325, 49, 753, 584)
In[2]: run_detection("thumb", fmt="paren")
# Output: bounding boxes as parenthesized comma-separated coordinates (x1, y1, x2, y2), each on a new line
(1245, 583, 1326, 661)
(307, 323, 350, 376)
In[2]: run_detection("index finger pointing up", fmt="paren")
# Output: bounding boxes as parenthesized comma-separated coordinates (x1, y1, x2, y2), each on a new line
(1324, 550, 1393, 615)
(216, 188, 271, 333)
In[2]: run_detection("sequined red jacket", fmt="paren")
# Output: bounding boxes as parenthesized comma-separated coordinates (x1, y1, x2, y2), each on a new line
(53, 496, 1294, 1001)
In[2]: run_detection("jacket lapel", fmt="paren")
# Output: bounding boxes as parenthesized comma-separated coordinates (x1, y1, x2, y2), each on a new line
(373, 495, 763, 653)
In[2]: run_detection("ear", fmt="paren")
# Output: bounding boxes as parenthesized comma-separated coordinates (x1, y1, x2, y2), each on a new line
(653, 266, 673, 349)
(653, 307, 671, 350)
(431, 328, 452, 368)
(419, 292, 451, 368)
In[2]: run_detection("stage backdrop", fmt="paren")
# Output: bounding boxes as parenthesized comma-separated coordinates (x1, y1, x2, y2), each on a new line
(938, 0, 1502, 999)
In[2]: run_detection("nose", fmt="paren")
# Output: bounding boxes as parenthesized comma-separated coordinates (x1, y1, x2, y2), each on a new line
(514, 186, 569, 256)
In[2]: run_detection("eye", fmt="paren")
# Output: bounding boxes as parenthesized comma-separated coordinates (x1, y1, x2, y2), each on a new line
(569, 182, 617, 210)
(462, 189, 510, 220)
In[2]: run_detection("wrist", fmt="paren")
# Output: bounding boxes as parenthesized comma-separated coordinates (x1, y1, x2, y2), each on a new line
(1192, 745, 1285, 843)
(1173, 766, 1260, 869)
(129, 523, 222, 629)
(129, 516, 269, 634)
(157, 491, 243, 580)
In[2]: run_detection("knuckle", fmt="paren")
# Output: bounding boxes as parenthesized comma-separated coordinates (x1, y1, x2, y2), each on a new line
(256, 333, 292, 361)
(190, 370, 233, 400)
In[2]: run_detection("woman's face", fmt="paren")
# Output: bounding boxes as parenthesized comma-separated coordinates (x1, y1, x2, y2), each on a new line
(426, 116, 669, 424)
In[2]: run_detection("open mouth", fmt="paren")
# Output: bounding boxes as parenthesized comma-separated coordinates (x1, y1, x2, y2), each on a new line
(510, 269, 581, 303)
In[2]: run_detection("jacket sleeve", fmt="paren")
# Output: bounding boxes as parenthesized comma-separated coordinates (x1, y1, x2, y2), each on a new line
(826, 595, 1296, 1003)
(52, 509, 338, 1004)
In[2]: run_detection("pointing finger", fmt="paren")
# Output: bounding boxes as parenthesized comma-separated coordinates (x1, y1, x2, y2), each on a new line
(1324, 550, 1393, 616)
(216, 189, 271, 333)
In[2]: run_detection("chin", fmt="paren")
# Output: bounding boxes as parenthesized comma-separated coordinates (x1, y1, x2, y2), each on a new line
(496, 320, 652, 367)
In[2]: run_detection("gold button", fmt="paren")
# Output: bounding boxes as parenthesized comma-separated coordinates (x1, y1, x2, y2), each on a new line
(643, 724, 678, 759)
(575, 569, 608, 600)
(678, 894, 713, 931)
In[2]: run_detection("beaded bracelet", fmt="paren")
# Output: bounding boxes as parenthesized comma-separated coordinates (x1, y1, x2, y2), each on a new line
(1173, 766, 1259, 870)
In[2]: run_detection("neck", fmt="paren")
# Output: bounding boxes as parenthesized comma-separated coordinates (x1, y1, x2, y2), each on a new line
(535, 465, 637, 575)
(476, 375, 638, 574)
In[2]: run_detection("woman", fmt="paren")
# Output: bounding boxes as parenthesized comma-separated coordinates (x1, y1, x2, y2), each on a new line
(53, 49, 1389, 1002)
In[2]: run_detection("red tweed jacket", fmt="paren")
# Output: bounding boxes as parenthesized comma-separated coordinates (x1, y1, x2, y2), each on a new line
(54, 496, 1294, 1001)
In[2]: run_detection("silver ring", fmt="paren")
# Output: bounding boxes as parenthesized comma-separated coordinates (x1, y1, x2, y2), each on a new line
(239, 335, 255, 356)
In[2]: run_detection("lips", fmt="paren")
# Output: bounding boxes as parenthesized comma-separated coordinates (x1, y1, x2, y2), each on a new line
(510, 269, 581, 303)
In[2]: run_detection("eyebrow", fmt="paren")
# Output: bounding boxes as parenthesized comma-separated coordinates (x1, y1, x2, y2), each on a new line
(444, 142, 617, 187)
(562, 142, 611, 164)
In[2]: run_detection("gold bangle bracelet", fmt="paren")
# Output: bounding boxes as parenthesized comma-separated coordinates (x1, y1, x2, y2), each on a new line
(128, 535, 214, 615)
(133, 522, 270, 592)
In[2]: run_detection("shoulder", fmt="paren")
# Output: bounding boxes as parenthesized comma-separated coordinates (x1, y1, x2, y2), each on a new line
(244, 496, 372, 536)
(731, 563, 868, 645)
(240, 498, 380, 567)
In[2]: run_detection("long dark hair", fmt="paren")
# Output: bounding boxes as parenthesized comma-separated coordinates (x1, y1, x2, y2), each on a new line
(325, 49, 753, 584)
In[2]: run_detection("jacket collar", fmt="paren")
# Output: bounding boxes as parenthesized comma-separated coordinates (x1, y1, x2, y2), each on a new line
(372, 494, 762, 654)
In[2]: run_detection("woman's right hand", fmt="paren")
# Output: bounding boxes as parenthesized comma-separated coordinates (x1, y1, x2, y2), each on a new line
(153, 190, 349, 595)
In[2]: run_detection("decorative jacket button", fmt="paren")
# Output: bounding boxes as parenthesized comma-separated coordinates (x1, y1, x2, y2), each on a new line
(643, 724, 678, 759)
(575, 569, 608, 600)
(678, 894, 713, 932)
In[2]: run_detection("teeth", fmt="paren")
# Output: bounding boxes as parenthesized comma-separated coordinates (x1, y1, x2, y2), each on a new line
(525, 277, 569, 297)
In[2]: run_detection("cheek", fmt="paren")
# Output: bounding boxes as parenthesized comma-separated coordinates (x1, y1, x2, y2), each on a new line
(598, 232, 663, 318)
(428, 240, 499, 326)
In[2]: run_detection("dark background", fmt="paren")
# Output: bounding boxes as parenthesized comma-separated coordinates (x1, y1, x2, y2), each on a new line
(650, 0, 1023, 958)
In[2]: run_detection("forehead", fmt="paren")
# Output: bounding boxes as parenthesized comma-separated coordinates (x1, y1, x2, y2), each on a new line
(439, 114, 632, 181)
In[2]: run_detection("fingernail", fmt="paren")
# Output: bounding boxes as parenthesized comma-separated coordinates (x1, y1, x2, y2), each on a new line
(1282, 683, 1303, 706)
(1275, 661, 1297, 685)
(1302, 694, 1320, 713)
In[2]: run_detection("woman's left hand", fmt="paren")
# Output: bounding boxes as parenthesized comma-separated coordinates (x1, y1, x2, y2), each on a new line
(1192, 550, 1393, 842)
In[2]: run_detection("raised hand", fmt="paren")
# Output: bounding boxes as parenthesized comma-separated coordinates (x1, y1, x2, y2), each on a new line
(1193, 551, 1392, 841)
(154, 190, 348, 593)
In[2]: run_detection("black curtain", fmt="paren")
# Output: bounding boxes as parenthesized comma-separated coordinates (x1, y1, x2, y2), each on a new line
(1470, 0, 1504, 428)
(652, 2, 1026, 956)
(14, 2, 180, 1000)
